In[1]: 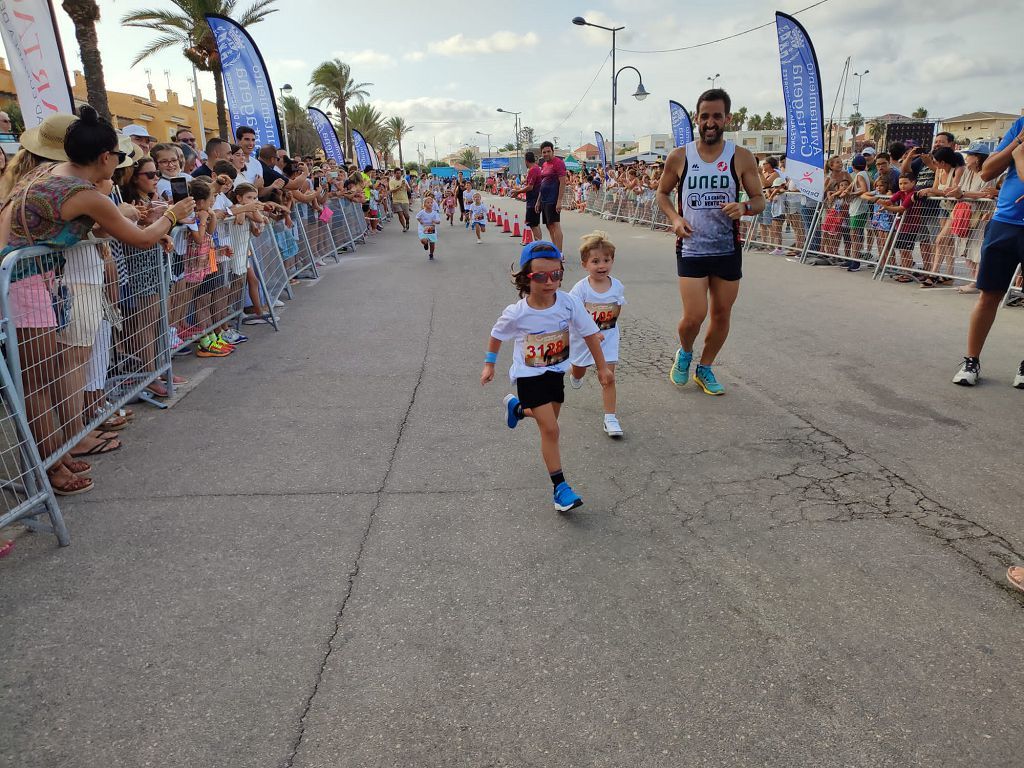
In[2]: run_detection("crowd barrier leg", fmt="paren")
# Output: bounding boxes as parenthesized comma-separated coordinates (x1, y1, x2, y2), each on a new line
(287, 218, 320, 282)
(1004, 265, 1023, 307)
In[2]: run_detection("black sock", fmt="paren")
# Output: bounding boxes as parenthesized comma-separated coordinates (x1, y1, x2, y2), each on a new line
(550, 470, 565, 488)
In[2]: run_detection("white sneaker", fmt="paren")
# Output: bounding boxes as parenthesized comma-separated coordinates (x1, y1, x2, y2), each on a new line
(569, 375, 584, 390)
(1014, 360, 1024, 389)
(952, 357, 980, 386)
(168, 328, 183, 348)
(273, 299, 285, 308)
(603, 414, 623, 438)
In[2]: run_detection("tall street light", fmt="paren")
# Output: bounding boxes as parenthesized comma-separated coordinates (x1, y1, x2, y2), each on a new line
(476, 130, 492, 169)
(707, 73, 721, 88)
(853, 69, 870, 115)
(573, 16, 649, 168)
(497, 107, 522, 174)
(279, 83, 293, 156)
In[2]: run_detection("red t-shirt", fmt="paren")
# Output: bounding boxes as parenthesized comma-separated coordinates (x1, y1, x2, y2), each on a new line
(538, 156, 566, 203)
(524, 165, 542, 205)
(890, 190, 920, 233)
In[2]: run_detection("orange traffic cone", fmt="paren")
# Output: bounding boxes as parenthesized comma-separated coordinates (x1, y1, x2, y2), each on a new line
(521, 226, 534, 245)
(502, 214, 512, 234)
(488, 208, 495, 222)
(496, 210, 504, 228)
(510, 215, 521, 237)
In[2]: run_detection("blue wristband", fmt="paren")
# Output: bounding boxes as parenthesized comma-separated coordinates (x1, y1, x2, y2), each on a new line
(484, 351, 498, 364)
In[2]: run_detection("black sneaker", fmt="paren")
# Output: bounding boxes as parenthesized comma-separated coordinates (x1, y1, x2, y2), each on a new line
(422, 241, 428, 251)
(952, 356, 980, 386)
(1014, 360, 1024, 389)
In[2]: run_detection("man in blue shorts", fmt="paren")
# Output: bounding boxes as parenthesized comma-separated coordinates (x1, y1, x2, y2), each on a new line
(953, 119, 1024, 388)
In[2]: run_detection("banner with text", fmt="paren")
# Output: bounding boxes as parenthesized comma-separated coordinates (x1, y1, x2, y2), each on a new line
(669, 100, 693, 148)
(0, 0, 74, 126)
(595, 131, 607, 169)
(775, 12, 824, 201)
(307, 107, 345, 164)
(481, 157, 511, 171)
(351, 129, 372, 170)
(205, 13, 282, 150)
(368, 142, 381, 170)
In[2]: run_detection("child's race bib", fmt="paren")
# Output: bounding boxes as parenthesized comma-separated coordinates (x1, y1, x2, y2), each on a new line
(423, 225, 435, 234)
(524, 329, 569, 368)
(585, 302, 620, 331)
(474, 213, 485, 221)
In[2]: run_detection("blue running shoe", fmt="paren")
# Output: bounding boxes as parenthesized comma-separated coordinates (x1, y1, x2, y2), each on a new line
(502, 394, 521, 429)
(694, 364, 725, 395)
(670, 348, 692, 386)
(553, 481, 583, 512)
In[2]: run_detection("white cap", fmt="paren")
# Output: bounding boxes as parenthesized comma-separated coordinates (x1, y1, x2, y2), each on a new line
(122, 124, 155, 140)
(861, 146, 877, 156)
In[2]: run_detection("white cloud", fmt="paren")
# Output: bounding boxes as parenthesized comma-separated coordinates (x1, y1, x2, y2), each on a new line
(267, 58, 307, 71)
(427, 30, 538, 56)
(403, 51, 425, 62)
(334, 50, 395, 68)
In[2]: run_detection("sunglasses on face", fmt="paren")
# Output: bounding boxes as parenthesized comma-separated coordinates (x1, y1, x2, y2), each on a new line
(526, 269, 563, 283)
(136, 170, 159, 179)
(110, 150, 127, 164)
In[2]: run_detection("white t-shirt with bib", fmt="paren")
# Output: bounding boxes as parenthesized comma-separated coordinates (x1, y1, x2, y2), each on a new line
(568, 276, 626, 366)
(490, 291, 600, 382)
(416, 208, 441, 238)
(469, 203, 489, 224)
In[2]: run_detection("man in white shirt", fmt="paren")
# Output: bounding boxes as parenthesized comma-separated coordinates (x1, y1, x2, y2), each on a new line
(235, 126, 263, 188)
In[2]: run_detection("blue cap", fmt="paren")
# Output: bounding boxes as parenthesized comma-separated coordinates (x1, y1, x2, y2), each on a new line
(519, 240, 562, 268)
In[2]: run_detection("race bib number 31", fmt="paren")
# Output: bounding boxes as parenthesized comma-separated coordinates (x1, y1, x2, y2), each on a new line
(523, 329, 570, 368)
(586, 302, 620, 331)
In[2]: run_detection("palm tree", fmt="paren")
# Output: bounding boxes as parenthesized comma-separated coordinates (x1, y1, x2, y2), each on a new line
(726, 106, 748, 131)
(122, 0, 278, 140)
(308, 58, 371, 160)
(747, 114, 764, 131)
(456, 148, 478, 169)
(279, 94, 319, 156)
(847, 111, 864, 142)
(385, 116, 413, 169)
(346, 102, 387, 156)
(912, 107, 929, 119)
(867, 120, 886, 145)
(62, 0, 111, 123)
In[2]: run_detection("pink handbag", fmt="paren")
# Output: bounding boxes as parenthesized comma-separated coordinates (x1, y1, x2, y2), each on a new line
(318, 205, 333, 223)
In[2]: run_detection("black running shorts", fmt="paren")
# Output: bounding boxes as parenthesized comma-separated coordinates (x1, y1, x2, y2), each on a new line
(540, 201, 561, 226)
(676, 250, 743, 281)
(516, 370, 565, 409)
(525, 204, 541, 228)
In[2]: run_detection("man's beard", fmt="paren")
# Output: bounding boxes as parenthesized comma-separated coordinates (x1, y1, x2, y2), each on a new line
(700, 126, 722, 145)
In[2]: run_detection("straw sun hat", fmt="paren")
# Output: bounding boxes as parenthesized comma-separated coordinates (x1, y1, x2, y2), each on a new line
(18, 113, 78, 162)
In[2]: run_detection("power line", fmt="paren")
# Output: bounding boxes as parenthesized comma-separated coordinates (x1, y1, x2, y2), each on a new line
(618, 0, 831, 54)
(536, 50, 611, 135)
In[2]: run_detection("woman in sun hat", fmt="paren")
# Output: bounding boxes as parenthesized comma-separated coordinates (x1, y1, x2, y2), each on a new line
(0, 106, 195, 496)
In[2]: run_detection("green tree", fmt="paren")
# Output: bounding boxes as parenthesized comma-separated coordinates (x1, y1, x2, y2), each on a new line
(428, 159, 446, 168)
(517, 125, 535, 146)
(62, 0, 111, 123)
(346, 102, 387, 157)
(456, 148, 478, 169)
(279, 94, 320, 157)
(385, 115, 413, 169)
(912, 107, 929, 119)
(847, 111, 864, 140)
(498, 142, 515, 152)
(122, 0, 278, 140)
(747, 114, 763, 131)
(726, 106, 748, 131)
(867, 119, 886, 144)
(1, 102, 25, 135)
(308, 58, 371, 160)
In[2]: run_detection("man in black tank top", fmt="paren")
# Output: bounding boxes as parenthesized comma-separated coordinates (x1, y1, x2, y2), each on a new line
(656, 88, 764, 396)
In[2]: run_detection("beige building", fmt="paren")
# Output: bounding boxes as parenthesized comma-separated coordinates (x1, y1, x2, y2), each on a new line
(0, 56, 221, 144)
(939, 111, 1023, 144)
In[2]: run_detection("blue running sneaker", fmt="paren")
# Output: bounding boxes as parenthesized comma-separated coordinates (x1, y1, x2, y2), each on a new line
(694, 364, 725, 395)
(670, 348, 692, 386)
(553, 481, 583, 512)
(502, 394, 521, 429)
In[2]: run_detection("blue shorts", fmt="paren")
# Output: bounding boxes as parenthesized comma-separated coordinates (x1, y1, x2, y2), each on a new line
(976, 220, 1024, 293)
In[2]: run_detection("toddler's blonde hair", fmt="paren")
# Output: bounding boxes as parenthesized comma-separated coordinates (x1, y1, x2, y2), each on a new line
(579, 230, 616, 262)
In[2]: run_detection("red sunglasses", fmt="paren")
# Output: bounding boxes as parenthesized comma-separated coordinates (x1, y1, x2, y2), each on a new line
(526, 269, 563, 283)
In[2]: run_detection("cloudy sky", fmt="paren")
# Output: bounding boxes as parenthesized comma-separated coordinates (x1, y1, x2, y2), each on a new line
(54, 0, 1020, 157)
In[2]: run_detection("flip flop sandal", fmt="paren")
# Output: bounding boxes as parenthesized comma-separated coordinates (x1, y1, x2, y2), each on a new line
(48, 473, 94, 496)
(146, 382, 170, 398)
(64, 459, 91, 475)
(894, 274, 914, 283)
(159, 375, 188, 386)
(1008, 566, 1024, 594)
(70, 438, 121, 458)
(0, 539, 14, 558)
(99, 414, 129, 431)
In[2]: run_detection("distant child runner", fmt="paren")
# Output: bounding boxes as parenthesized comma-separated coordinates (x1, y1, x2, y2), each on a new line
(481, 240, 614, 512)
(568, 231, 627, 438)
(416, 195, 442, 260)
(469, 192, 489, 244)
(442, 189, 457, 225)
(462, 182, 475, 229)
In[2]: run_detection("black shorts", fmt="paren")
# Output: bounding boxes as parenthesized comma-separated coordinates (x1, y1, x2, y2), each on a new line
(976, 220, 1024, 293)
(516, 370, 565, 410)
(540, 201, 560, 226)
(894, 229, 920, 252)
(676, 248, 743, 281)
(195, 270, 226, 296)
(525, 205, 540, 228)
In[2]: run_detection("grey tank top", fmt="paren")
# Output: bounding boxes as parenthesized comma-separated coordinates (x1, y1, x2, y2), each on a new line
(676, 140, 740, 258)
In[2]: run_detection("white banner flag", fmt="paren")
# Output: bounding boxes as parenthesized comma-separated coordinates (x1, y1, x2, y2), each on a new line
(0, 0, 74, 127)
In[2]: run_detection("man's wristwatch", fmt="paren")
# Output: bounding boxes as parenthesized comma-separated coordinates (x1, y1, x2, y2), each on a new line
(744, 201, 754, 214)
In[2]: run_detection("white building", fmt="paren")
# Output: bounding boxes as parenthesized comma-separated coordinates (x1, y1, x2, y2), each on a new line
(724, 130, 787, 156)
(636, 133, 672, 154)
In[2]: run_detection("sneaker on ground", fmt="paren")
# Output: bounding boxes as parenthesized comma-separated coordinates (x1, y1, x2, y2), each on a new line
(603, 414, 623, 438)
(168, 328, 184, 349)
(553, 481, 583, 513)
(694, 364, 725, 395)
(1013, 360, 1024, 389)
(196, 343, 230, 358)
(273, 299, 285, 308)
(569, 375, 584, 390)
(502, 394, 521, 429)
(952, 356, 980, 386)
(670, 348, 693, 387)
(221, 329, 248, 344)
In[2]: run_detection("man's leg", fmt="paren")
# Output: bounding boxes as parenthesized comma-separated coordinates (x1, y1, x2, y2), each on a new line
(700, 275, 741, 365)
(677, 276, 710, 352)
(966, 290, 1004, 359)
(546, 222, 563, 253)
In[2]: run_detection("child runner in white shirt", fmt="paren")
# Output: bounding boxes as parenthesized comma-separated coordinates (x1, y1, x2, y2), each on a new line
(416, 195, 442, 260)
(482, 240, 614, 512)
(462, 184, 475, 229)
(568, 230, 626, 438)
(469, 192, 489, 244)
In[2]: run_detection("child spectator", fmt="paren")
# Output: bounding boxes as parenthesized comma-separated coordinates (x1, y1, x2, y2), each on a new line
(882, 173, 923, 282)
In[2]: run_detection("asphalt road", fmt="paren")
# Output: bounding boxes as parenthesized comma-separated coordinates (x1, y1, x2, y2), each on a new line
(2, 196, 1022, 768)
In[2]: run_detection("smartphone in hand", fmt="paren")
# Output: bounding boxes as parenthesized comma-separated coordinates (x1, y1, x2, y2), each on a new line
(170, 176, 189, 203)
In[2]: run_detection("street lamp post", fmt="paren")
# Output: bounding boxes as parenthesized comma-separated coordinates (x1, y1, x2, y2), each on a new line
(707, 73, 721, 88)
(279, 83, 293, 155)
(852, 69, 870, 115)
(476, 130, 493, 171)
(572, 16, 648, 168)
(497, 107, 522, 175)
